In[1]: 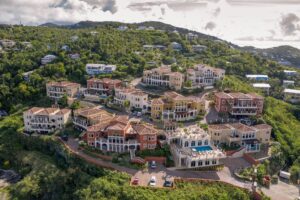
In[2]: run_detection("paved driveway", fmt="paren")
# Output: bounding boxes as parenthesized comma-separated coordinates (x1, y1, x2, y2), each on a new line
(261, 180, 299, 200)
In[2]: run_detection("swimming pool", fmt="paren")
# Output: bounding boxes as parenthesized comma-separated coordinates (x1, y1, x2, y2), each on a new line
(192, 146, 212, 152)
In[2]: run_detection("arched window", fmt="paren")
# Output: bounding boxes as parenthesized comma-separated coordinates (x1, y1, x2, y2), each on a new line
(184, 141, 189, 147)
(191, 161, 196, 167)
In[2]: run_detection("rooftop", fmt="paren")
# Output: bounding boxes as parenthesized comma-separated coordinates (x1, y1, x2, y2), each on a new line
(215, 92, 263, 100)
(167, 125, 210, 140)
(253, 83, 271, 88)
(74, 107, 114, 120)
(25, 107, 70, 116)
(87, 78, 122, 85)
(209, 123, 270, 132)
(284, 88, 300, 94)
(246, 74, 268, 78)
(253, 124, 272, 130)
(132, 123, 158, 135)
(46, 81, 80, 88)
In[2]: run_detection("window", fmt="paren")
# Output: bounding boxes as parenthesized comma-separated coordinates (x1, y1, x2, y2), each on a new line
(191, 141, 196, 147)
(212, 160, 217, 165)
(184, 141, 189, 147)
(198, 140, 202, 146)
(198, 161, 203, 166)
(191, 161, 196, 167)
(205, 160, 210, 165)
(204, 140, 208, 145)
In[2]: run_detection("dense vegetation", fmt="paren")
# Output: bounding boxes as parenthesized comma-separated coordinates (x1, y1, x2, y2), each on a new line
(0, 23, 299, 198)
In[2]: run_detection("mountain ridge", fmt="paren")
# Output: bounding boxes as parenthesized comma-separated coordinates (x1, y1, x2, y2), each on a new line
(38, 20, 300, 68)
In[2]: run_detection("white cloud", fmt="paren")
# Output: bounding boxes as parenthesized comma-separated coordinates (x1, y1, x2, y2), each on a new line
(0, 0, 300, 48)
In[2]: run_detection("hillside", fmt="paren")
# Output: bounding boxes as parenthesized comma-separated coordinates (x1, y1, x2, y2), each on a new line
(240, 45, 300, 68)
(0, 22, 299, 199)
(41, 20, 300, 68)
(41, 20, 219, 41)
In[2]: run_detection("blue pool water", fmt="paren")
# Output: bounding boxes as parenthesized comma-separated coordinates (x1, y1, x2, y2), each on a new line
(192, 146, 212, 152)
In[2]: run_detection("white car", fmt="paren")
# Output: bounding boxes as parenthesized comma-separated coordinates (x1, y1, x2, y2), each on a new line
(149, 176, 156, 186)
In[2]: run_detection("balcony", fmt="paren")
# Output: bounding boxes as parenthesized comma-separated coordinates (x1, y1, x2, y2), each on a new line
(230, 110, 257, 116)
(232, 104, 258, 109)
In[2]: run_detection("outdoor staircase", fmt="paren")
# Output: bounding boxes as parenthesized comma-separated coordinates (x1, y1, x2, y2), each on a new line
(129, 149, 146, 164)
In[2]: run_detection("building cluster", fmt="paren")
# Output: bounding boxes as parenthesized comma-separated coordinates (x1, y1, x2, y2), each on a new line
(142, 64, 225, 91)
(282, 70, 299, 103)
(21, 52, 276, 171)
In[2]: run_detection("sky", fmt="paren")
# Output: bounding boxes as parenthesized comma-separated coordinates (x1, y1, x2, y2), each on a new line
(0, 0, 300, 49)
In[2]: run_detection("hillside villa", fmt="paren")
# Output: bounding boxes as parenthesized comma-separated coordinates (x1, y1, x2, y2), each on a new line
(246, 75, 269, 81)
(282, 80, 295, 87)
(86, 64, 117, 75)
(142, 65, 184, 91)
(283, 88, 300, 103)
(208, 123, 272, 153)
(73, 107, 115, 130)
(83, 116, 158, 153)
(186, 64, 225, 88)
(252, 83, 271, 95)
(114, 87, 149, 113)
(87, 78, 122, 97)
(151, 91, 205, 122)
(283, 70, 297, 76)
(23, 107, 71, 134)
(214, 92, 264, 116)
(46, 81, 81, 99)
(167, 125, 225, 169)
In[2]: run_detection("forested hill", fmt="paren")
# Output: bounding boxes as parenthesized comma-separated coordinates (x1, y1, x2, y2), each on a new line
(40, 20, 219, 40)
(40, 20, 300, 68)
(240, 45, 300, 68)
(0, 23, 291, 112)
(0, 23, 299, 199)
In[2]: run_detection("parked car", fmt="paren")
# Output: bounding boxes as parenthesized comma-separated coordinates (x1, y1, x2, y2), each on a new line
(61, 135, 68, 142)
(132, 177, 139, 185)
(149, 176, 156, 186)
(150, 161, 156, 169)
(164, 179, 173, 187)
(137, 112, 142, 117)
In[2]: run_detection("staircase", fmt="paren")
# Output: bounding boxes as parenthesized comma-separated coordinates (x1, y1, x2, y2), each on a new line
(129, 148, 136, 159)
(129, 149, 146, 164)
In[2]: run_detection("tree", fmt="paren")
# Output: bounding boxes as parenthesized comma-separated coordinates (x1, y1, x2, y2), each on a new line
(123, 100, 130, 111)
(70, 100, 80, 110)
(58, 94, 68, 107)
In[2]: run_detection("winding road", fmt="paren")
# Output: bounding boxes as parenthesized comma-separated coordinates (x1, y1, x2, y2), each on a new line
(60, 137, 299, 200)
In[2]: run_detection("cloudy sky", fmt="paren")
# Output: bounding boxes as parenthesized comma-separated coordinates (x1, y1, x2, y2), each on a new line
(1, 0, 300, 49)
